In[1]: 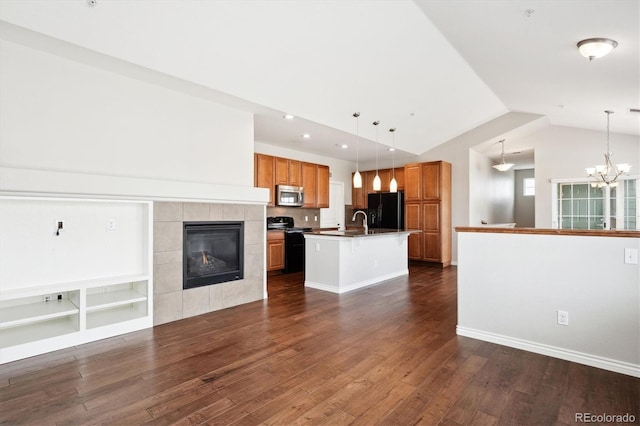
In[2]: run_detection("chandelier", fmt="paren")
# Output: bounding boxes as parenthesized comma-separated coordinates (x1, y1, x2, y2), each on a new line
(586, 110, 631, 188)
(492, 139, 513, 172)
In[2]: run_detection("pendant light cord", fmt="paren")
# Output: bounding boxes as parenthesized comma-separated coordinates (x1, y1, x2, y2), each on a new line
(373, 121, 380, 174)
(354, 112, 360, 172)
(390, 128, 396, 178)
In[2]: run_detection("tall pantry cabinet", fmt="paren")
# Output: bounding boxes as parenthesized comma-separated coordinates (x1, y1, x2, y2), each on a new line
(404, 161, 452, 267)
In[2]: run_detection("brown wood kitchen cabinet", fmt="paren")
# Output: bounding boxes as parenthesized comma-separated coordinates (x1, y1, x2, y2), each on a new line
(288, 160, 302, 186)
(351, 167, 404, 209)
(254, 154, 328, 208)
(301, 162, 317, 208)
(404, 161, 451, 267)
(316, 164, 330, 208)
(351, 171, 368, 209)
(275, 157, 302, 187)
(266, 231, 285, 272)
(254, 154, 275, 206)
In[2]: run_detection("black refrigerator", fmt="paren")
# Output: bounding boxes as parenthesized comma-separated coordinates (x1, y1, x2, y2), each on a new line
(367, 191, 405, 229)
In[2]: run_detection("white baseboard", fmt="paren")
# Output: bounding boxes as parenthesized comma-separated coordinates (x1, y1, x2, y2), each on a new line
(456, 326, 640, 378)
(305, 270, 408, 294)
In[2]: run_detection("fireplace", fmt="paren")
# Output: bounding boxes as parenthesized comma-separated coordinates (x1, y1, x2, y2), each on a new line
(183, 221, 244, 289)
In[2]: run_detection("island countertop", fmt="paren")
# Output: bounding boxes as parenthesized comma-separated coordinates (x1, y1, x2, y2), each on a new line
(305, 228, 420, 238)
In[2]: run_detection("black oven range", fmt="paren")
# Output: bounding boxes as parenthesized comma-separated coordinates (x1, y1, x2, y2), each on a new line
(266, 216, 312, 273)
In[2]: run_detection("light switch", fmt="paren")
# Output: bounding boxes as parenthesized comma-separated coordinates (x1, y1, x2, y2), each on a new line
(624, 248, 638, 265)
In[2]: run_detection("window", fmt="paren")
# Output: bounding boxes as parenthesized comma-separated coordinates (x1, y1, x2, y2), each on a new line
(556, 178, 639, 230)
(622, 179, 638, 230)
(523, 178, 535, 196)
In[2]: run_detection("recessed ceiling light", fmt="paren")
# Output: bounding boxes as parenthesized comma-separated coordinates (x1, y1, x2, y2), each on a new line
(302, 133, 311, 139)
(387, 147, 395, 152)
(283, 114, 294, 120)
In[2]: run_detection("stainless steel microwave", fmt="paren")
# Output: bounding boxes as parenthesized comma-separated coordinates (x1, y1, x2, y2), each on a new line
(276, 185, 304, 207)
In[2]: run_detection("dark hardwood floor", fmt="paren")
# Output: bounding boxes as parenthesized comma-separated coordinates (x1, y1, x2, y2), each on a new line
(1, 264, 638, 425)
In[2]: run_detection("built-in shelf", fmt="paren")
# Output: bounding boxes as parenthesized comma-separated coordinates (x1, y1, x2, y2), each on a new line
(0, 197, 153, 364)
(87, 303, 148, 329)
(0, 299, 79, 329)
(87, 289, 147, 312)
(0, 316, 79, 348)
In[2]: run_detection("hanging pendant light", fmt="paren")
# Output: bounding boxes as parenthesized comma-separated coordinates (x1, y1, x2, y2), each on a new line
(492, 139, 514, 172)
(586, 110, 631, 188)
(372, 120, 381, 191)
(389, 128, 398, 193)
(352, 112, 362, 188)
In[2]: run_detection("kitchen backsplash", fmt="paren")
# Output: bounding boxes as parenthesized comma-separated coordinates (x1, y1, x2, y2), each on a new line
(267, 206, 321, 228)
(267, 205, 364, 229)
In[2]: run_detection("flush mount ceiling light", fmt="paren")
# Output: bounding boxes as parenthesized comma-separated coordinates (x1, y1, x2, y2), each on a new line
(283, 114, 294, 120)
(577, 38, 618, 61)
(352, 112, 362, 189)
(492, 139, 514, 172)
(586, 110, 631, 188)
(372, 121, 381, 191)
(336, 144, 348, 149)
(301, 133, 310, 139)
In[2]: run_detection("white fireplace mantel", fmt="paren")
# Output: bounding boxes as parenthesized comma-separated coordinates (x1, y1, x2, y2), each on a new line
(0, 166, 269, 204)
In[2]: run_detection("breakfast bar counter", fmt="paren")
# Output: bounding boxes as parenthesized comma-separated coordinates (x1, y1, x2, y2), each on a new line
(303, 229, 417, 294)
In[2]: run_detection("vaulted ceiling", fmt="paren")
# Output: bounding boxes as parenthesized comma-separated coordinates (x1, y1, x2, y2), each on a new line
(1, 0, 638, 166)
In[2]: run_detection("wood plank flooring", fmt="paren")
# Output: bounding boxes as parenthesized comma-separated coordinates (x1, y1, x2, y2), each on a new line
(1, 264, 638, 425)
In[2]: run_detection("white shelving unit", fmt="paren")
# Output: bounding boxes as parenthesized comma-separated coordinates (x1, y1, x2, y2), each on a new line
(0, 197, 153, 364)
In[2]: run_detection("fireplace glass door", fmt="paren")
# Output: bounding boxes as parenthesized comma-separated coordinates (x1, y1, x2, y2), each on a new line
(183, 222, 244, 289)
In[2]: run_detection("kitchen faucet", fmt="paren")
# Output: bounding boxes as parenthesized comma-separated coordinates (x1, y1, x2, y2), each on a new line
(352, 210, 368, 234)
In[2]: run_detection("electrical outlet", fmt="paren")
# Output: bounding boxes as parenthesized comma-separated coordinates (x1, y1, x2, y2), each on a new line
(305, 216, 308, 221)
(43, 295, 51, 303)
(314, 216, 318, 222)
(55, 219, 64, 236)
(557, 310, 569, 326)
(106, 218, 116, 231)
(57, 294, 63, 301)
(624, 248, 638, 264)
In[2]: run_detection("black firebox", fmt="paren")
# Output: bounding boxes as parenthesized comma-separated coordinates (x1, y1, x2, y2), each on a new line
(183, 221, 244, 289)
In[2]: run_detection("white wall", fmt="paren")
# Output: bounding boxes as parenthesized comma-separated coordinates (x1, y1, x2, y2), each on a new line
(514, 169, 535, 227)
(457, 231, 640, 377)
(527, 125, 640, 228)
(0, 39, 255, 189)
(418, 112, 543, 263)
(469, 149, 514, 225)
(0, 197, 148, 289)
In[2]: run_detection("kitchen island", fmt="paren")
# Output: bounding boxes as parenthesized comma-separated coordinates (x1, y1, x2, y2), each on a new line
(304, 229, 416, 294)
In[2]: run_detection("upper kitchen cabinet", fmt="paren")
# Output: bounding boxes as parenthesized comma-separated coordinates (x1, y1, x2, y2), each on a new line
(301, 162, 330, 208)
(393, 167, 405, 191)
(288, 160, 302, 186)
(301, 162, 317, 208)
(316, 164, 330, 208)
(254, 154, 275, 206)
(254, 154, 328, 208)
(351, 172, 366, 209)
(351, 167, 404, 209)
(422, 162, 442, 200)
(378, 169, 392, 192)
(404, 163, 422, 201)
(274, 157, 289, 186)
(275, 157, 302, 187)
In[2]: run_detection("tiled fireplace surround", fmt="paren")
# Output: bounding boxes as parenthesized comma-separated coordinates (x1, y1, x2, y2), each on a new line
(153, 202, 265, 325)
